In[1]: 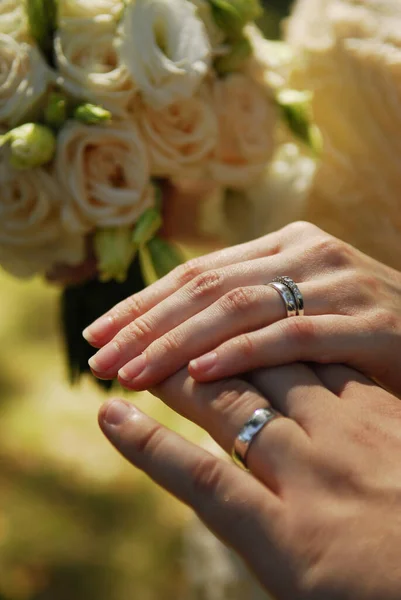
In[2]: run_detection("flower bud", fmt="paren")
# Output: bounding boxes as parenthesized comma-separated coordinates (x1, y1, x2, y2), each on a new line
(276, 89, 323, 156)
(208, 0, 262, 39)
(132, 208, 162, 246)
(94, 228, 137, 283)
(214, 36, 252, 74)
(44, 92, 68, 129)
(0, 123, 56, 169)
(74, 103, 112, 125)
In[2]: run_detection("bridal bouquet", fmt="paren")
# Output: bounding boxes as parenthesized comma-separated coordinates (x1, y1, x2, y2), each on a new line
(0, 0, 319, 385)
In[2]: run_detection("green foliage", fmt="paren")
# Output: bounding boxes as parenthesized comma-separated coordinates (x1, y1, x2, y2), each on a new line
(147, 237, 183, 279)
(208, 0, 262, 39)
(26, 0, 58, 63)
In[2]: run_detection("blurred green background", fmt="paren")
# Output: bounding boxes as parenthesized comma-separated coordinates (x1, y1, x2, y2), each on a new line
(0, 3, 292, 599)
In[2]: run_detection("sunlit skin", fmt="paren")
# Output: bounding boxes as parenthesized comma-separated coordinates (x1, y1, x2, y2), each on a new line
(99, 363, 401, 600)
(83, 222, 401, 397)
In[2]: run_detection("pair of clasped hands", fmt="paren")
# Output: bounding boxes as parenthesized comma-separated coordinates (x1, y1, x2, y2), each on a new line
(83, 222, 401, 600)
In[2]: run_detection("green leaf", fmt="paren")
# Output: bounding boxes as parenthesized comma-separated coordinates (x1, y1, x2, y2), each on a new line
(146, 237, 184, 279)
(214, 36, 252, 74)
(44, 92, 68, 129)
(208, 0, 262, 39)
(276, 89, 323, 156)
(26, 0, 58, 63)
(132, 208, 163, 246)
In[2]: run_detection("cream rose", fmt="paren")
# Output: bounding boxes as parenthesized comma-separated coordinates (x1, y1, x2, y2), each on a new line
(0, 159, 84, 278)
(209, 74, 277, 188)
(139, 91, 218, 177)
(0, 34, 49, 127)
(55, 18, 135, 117)
(0, 0, 28, 40)
(56, 121, 152, 233)
(59, 0, 123, 20)
(119, 0, 211, 110)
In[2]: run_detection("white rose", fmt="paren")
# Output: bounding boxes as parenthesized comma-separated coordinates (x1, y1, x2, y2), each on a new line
(0, 0, 28, 40)
(59, 0, 123, 20)
(56, 121, 152, 233)
(139, 91, 218, 177)
(55, 18, 135, 117)
(0, 34, 49, 127)
(0, 160, 85, 278)
(209, 74, 277, 188)
(119, 0, 211, 110)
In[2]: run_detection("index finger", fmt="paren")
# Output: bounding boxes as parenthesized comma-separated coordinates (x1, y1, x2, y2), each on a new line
(98, 399, 283, 581)
(82, 232, 281, 348)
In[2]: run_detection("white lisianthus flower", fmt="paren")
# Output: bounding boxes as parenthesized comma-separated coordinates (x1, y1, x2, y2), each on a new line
(0, 34, 49, 127)
(286, 0, 401, 270)
(55, 18, 135, 117)
(59, 0, 123, 20)
(210, 74, 277, 188)
(189, 0, 225, 50)
(0, 0, 28, 40)
(56, 121, 152, 233)
(139, 91, 218, 177)
(119, 0, 211, 110)
(0, 159, 84, 278)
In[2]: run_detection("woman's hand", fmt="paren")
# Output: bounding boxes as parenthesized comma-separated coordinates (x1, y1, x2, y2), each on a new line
(84, 221, 401, 396)
(98, 364, 401, 600)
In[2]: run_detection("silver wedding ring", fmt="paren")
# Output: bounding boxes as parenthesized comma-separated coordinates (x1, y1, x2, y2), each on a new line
(232, 407, 280, 470)
(268, 276, 304, 317)
(267, 281, 297, 318)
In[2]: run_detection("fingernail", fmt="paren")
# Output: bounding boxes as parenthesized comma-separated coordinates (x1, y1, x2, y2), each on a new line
(190, 352, 217, 373)
(88, 342, 120, 372)
(83, 315, 114, 344)
(119, 354, 147, 382)
(103, 399, 133, 426)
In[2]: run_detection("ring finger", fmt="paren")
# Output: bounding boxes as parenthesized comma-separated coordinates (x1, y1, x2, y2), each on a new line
(88, 253, 291, 379)
(151, 369, 311, 490)
(116, 279, 331, 390)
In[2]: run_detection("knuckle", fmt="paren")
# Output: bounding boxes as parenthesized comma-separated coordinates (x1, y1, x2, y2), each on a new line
(121, 294, 144, 320)
(189, 269, 223, 299)
(173, 259, 203, 287)
(124, 316, 154, 344)
(212, 379, 257, 418)
(220, 287, 255, 313)
(281, 317, 316, 346)
(236, 333, 255, 358)
(126, 421, 165, 458)
(314, 236, 353, 269)
(365, 308, 399, 333)
(157, 329, 183, 354)
(190, 456, 226, 498)
(284, 220, 321, 239)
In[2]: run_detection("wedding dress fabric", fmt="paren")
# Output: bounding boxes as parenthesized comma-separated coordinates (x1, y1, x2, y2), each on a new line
(286, 0, 401, 270)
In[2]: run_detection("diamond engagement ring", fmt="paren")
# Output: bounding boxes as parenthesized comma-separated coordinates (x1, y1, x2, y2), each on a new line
(272, 276, 304, 316)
